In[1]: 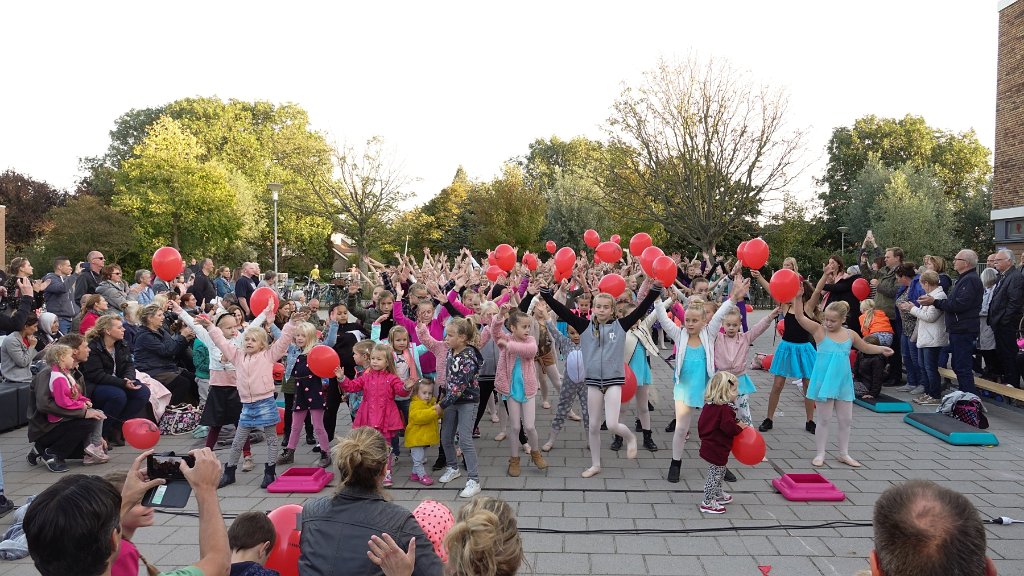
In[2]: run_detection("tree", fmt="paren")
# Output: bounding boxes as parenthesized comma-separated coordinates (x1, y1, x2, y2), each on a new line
(539, 171, 613, 251)
(287, 136, 411, 265)
(869, 166, 957, 262)
(26, 196, 137, 267)
(0, 170, 67, 253)
(760, 193, 830, 271)
(465, 164, 546, 250)
(603, 56, 804, 253)
(418, 167, 473, 254)
(113, 116, 244, 259)
(522, 136, 606, 191)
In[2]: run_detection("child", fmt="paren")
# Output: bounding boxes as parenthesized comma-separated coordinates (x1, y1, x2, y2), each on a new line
(419, 317, 484, 497)
(541, 316, 588, 452)
(541, 281, 661, 478)
(530, 300, 561, 410)
(277, 322, 333, 468)
(387, 325, 426, 456)
(348, 340, 375, 421)
(228, 511, 279, 576)
(794, 298, 893, 467)
(655, 279, 744, 483)
(854, 334, 887, 400)
(619, 300, 660, 452)
(473, 301, 503, 437)
(492, 307, 548, 477)
(901, 270, 947, 405)
(713, 290, 781, 426)
(46, 344, 108, 464)
(211, 307, 309, 489)
(192, 331, 211, 405)
(336, 342, 411, 487)
(105, 471, 159, 576)
(406, 379, 441, 486)
(859, 298, 894, 346)
(696, 372, 747, 514)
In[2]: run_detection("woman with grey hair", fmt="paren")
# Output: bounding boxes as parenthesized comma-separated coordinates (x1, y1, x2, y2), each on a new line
(976, 266, 999, 379)
(131, 269, 155, 305)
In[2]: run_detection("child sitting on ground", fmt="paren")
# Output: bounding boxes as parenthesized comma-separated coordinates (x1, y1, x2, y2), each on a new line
(853, 334, 887, 400)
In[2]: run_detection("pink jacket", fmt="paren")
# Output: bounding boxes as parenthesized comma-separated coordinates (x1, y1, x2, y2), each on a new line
(415, 324, 448, 388)
(490, 315, 539, 398)
(48, 369, 89, 423)
(713, 312, 775, 376)
(210, 321, 296, 403)
(341, 369, 410, 433)
(392, 300, 450, 374)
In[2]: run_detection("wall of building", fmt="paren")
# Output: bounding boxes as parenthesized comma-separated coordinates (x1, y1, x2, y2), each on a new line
(993, 0, 1024, 251)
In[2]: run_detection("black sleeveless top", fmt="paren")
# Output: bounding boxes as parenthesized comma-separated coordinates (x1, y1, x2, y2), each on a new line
(782, 312, 813, 344)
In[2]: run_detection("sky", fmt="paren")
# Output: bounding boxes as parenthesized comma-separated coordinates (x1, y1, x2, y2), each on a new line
(0, 1, 1001, 213)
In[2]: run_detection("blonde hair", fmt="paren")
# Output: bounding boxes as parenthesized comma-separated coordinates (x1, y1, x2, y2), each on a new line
(859, 298, 875, 314)
(825, 301, 850, 320)
(783, 257, 799, 273)
(85, 314, 123, 342)
(704, 371, 739, 405)
(592, 292, 615, 311)
(920, 270, 939, 287)
(295, 322, 317, 354)
(478, 301, 499, 316)
(123, 302, 141, 324)
(387, 325, 410, 344)
(243, 327, 269, 352)
(353, 340, 374, 358)
(444, 496, 523, 576)
(331, 427, 388, 494)
(140, 303, 164, 326)
(685, 297, 707, 321)
(371, 343, 399, 375)
(44, 343, 73, 366)
(447, 317, 479, 347)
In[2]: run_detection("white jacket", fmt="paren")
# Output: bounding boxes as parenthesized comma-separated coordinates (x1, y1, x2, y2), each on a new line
(624, 309, 660, 362)
(655, 298, 735, 382)
(909, 287, 948, 348)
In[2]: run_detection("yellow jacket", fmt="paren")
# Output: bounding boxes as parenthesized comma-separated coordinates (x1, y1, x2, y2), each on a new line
(404, 396, 440, 448)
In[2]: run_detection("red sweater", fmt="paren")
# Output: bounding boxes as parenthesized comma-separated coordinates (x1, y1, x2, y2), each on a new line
(697, 403, 743, 466)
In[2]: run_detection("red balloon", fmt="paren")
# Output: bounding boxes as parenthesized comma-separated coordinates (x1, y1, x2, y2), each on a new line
(545, 240, 557, 254)
(273, 362, 285, 381)
(583, 229, 600, 249)
(652, 255, 678, 287)
(851, 277, 870, 301)
(598, 273, 626, 298)
(769, 269, 800, 303)
(595, 241, 623, 264)
(250, 287, 280, 317)
(761, 353, 774, 371)
(522, 252, 538, 271)
(731, 426, 767, 465)
(554, 247, 576, 273)
(610, 234, 621, 244)
(123, 418, 160, 450)
(553, 267, 569, 283)
(622, 365, 638, 403)
(152, 247, 184, 282)
(486, 265, 505, 282)
(629, 233, 653, 257)
(743, 238, 770, 269)
(276, 407, 286, 435)
(487, 252, 497, 266)
(266, 504, 302, 576)
(745, 303, 754, 313)
(776, 321, 785, 336)
(737, 241, 749, 264)
(494, 244, 516, 272)
(308, 345, 340, 378)
(639, 246, 665, 277)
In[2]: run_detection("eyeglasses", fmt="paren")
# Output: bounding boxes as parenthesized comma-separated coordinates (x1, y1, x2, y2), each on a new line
(111, 272, 122, 276)
(953, 257, 967, 262)
(93, 256, 105, 261)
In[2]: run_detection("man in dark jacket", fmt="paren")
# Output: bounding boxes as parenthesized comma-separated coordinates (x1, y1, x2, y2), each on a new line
(42, 257, 80, 334)
(188, 258, 217, 310)
(920, 250, 984, 394)
(987, 249, 1023, 388)
(73, 251, 105, 303)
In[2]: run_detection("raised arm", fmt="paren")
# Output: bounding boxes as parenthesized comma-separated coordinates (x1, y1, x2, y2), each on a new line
(617, 285, 662, 329)
(791, 293, 824, 342)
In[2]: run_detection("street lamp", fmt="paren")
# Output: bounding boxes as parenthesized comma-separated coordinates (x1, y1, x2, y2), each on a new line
(267, 183, 283, 283)
(838, 226, 848, 257)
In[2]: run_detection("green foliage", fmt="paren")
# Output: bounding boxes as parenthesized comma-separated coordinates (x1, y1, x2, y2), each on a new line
(24, 195, 137, 267)
(539, 171, 612, 251)
(522, 136, 606, 190)
(465, 164, 546, 251)
(869, 167, 958, 262)
(760, 193, 831, 272)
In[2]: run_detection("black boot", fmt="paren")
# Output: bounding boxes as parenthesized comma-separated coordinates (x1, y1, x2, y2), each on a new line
(805, 420, 816, 434)
(723, 468, 737, 482)
(667, 459, 682, 483)
(642, 430, 658, 452)
(634, 418, 642, 432)
(665, 419, 676, 433)
(610, 435, 623, 451)
(260, 463, 277, 489)
(218, 464, 237, 488)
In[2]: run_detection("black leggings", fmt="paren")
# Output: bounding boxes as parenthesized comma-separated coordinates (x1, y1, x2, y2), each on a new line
(474, 376, 496, 429)
(323, 378, 344, 442)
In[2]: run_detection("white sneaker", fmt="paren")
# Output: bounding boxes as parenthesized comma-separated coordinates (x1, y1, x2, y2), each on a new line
(897, 384, 914, 392)
(908, 386, 925, 395)
(459, 479, 481, 498)
(438, 466, 461, 484)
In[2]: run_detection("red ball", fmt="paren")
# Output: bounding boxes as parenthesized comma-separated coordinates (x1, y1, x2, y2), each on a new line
(743, 238, 770, 269)
(250, 287, 280, 317)
(731, 426, 766, 465)
(583, 229, 600, 249)
(598, 273, 626, 298)
(761, 353, 774, 371)
(621, 365, 638, 403)
(652, 255, 677, 287)
(151, 247, 184, 282)
(494, 244, 516, 272)
(266, 504, 303, 576)
(308, 345, 340, 378)
(595, 241, 623, 264)
(123, 418, 160, 450)
(769, 269, 800, 303)
(610, 234, 621, 244)
(545, 240, 557, 254)
(639, 246, 665, 277)
(629, 233, 653, 257)
(273, 362, 285, 381)
(852, 277, 870, 301)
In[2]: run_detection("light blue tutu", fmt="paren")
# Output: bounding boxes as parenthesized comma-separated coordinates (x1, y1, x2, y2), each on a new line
(806, 336, 855, 402)
(673, 343, 708, 407)
(769, 340, 817, 379)
(737, 373, 756, 395)
(629, 346, 652, 387)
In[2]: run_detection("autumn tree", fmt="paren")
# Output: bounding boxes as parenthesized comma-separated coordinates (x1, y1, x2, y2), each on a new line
(25, 196, 137, 267)
(0, 170, 67, 253)
(603, 56, 804, 253)
(466, 164, 546, 251)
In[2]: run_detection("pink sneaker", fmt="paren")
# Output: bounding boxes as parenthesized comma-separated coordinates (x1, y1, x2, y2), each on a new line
(717, 493, 733, 505)
(84, 444, 110, 463)
(418, 474, 434, 486)
(699, 502, 726, 514)
(409, 473, 421, 482)
(383, 469, 393, 487)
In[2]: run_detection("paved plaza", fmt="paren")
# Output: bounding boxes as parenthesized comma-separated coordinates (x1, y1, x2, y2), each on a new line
(2, 311, 1023, 575)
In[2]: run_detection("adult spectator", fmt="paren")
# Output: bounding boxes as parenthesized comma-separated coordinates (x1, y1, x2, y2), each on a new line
(867, 479, 996, 576)
(26, 333, 101, 473)
(133, 303, 197, 405)
(214, 266, 233, 299)
(976, 267, 999, 380)
(821, 255, 863, 336)
(42, 257, 81, 333)
(35, 311, 63, 352)
(83, 315, 150, 446)
(299, 427, 444, 576)
(986, 249, 1023, 389)
(866, 247, 904, 386)
(96, 264, 134, 312)
(74, 294, 109, 335)
(234, 262, 259, 320)
(893, 264, 923, 396)
(74, 250, 106, 303)
(188, 258, 217, 310)
(924, 254, 953, 293)
(23, 449, 231, 576)
(1, 316, 39, 386)
(0, 276, 35, 337)
(257, 271, 277, 290)
(131, 269, 155, 305)
(920, 249, 983, 395)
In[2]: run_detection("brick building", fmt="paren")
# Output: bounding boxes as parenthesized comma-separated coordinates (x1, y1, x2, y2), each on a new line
(993, 0, 1024, 249)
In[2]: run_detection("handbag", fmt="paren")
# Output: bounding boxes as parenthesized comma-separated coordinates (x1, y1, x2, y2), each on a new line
(158, 403, 202, 435)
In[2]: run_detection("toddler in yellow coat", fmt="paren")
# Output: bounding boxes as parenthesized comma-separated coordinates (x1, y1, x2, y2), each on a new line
(406, 379, 441, 486)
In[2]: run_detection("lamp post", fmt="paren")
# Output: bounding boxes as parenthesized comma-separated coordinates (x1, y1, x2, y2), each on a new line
(838, 226, 848, 258)
(267, 183, 283, 283)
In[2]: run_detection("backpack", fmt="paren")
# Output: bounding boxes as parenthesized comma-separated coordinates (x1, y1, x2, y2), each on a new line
(950, 398, 989, 429)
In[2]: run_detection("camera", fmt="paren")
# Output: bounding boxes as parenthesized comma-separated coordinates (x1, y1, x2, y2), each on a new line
(147, 453, 195, 480)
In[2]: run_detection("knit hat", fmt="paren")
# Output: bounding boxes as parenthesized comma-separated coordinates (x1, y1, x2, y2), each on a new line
(412, 499, 454, 563)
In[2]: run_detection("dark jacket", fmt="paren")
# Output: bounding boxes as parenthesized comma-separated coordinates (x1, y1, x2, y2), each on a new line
(933, 268, 983, 335)
(854, 352, 886, 398)
(299, 487, 443, 576)
(27, 365, 89, 443)
(823, 275, 864, 336)
(42, 272, 79, 319)
(188, 269, 216, 308)
(697, 402, 743, 466)
(229, 562, 279, 576)
(0, 295, 34, 336)
(988, 266, 1024, 328)
(82, 338, 137, 396)
(133, 326, 187, 373)
(73, 268, 102, 303)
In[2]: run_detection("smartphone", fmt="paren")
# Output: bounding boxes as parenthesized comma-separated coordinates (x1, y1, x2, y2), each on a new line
(147, 454, 196, 480)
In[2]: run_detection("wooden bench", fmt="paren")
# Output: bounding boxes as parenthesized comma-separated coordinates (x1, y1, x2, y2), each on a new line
(937, 367, 1024, 403)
